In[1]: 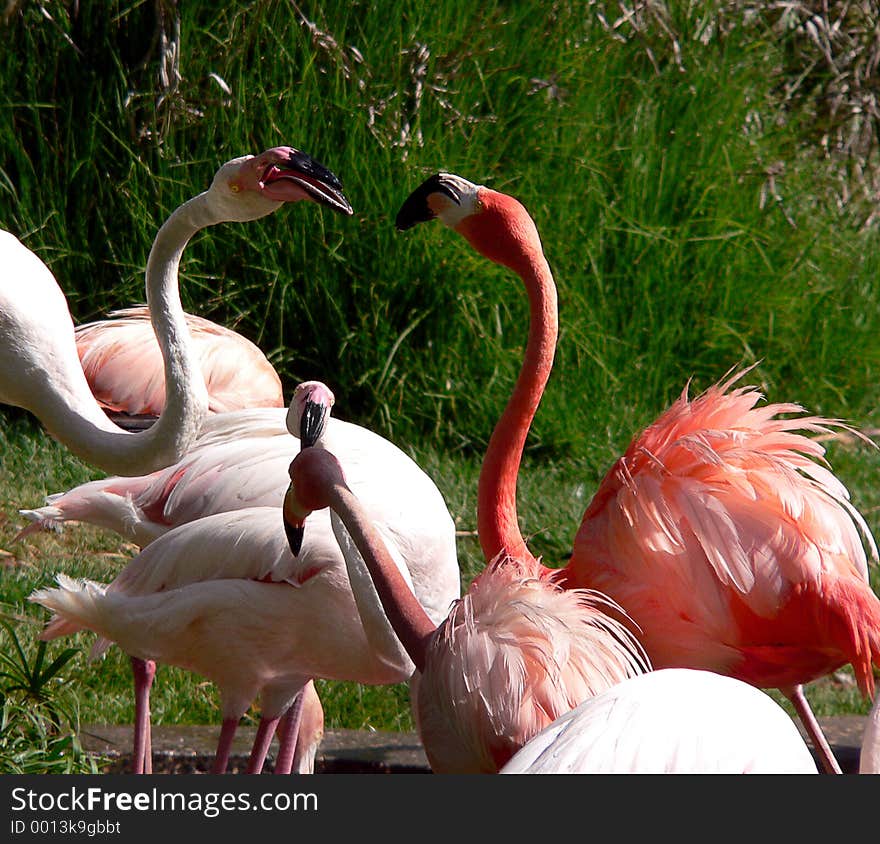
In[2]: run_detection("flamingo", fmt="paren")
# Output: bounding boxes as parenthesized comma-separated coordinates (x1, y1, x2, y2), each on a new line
(28, 383, 460, 775)
(500, 668, 819, 773)
(28, 507, 407, 774)
(75, 305, 284, 424)
(0, 145, 351, 477)
(394, 171, 880, 776)
(503, 667, 880, 774)
(6, 145, 353, 773)
(17, 387, 460, 618)
(283, 442, 649, 773)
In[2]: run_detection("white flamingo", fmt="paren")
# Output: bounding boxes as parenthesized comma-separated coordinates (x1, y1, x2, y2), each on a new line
(29, 383, 460, 775)
(0, 145, 350, 477)
(500, 668, 820, 773)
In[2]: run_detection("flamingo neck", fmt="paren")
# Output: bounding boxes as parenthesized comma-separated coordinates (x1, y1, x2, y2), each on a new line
(329, 483, 436, 673)
(477, 250, 558, 568)
(135, 193, 213, 466)
(18, 195, 210, 476)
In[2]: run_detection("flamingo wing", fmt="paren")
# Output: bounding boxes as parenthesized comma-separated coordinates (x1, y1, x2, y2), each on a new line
(106, 506, 336, 598)
(76, 306, 283, 416)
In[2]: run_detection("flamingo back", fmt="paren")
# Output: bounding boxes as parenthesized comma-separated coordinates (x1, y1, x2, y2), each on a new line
(501, 668, 819, 774)
(569, 369, 880, 693)
(76, 306, 283, 416)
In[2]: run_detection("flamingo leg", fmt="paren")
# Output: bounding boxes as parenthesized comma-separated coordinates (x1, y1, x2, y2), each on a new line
(212, 718, 241, 774)
(130, 657, 156, 775)
(246, 715, 282, 774)
(782, 683, 842, 774)
(273, 692, 307, 775)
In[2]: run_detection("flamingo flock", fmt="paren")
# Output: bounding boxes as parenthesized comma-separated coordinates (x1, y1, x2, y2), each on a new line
(4, 152, 879, 775)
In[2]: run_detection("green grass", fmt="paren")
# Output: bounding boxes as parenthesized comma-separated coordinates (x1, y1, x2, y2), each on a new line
(2, 1, 880, 767)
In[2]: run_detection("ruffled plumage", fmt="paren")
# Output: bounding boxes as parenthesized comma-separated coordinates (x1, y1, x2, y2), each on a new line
(570, 368, 880, 694)
(412, 555, 649, 773)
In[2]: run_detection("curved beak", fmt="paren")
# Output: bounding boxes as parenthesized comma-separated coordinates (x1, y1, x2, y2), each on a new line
(262, 148, 354, 216)
(282, 485, 305, 557)
(300, 399, 329, 449)
(395, 172, 466, 230)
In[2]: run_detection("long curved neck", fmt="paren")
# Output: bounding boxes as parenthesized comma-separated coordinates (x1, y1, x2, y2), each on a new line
(41, 194, 212, 476)
(477, 250, 558, 568)
(136, 193, 213, 466)
(329, 482, 436, 673)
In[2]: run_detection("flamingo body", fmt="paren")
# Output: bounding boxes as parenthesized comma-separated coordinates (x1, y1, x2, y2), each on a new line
(500, 668, 819, 774)
(565, 372, 880, 698)
(411, 557, 648, 773)
(395, 171, 880, 775)
(76, 306, 284, 417)
(31, 506, 414, 736)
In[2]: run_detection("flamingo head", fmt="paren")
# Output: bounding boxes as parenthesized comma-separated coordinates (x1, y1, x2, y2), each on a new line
(282, 447, 348, 556)
(286, 380, 336, 447)
(211, 146, 354, 223)
(395, 172, 544, 274)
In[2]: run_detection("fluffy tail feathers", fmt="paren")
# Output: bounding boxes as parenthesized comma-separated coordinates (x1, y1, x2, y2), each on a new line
(28, 573, 109, 649)
(15, 497, 66, 540)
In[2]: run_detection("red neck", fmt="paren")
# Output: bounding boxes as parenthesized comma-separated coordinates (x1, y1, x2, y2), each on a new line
(476, 248, 558, 568)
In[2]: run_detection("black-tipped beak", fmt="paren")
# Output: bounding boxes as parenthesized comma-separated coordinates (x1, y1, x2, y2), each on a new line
(282, 485, 305, 556)
(300, 399, 329, 449)
(395, 173, 463, 231)
(267, 149, 354, 216)
(284, 517, 304, 557)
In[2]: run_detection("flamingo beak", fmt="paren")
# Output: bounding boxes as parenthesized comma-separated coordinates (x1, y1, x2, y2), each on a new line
(300, 399, 329, 449)
(262, 148, 354, 216)
(395, 173, 464, 230)
(282, 485, 305, 557)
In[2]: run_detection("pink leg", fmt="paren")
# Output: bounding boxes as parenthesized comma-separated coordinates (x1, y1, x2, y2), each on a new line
(213, 718, 240, 774)
(273, 692, 307, 775)
(130, 657, 156, 775)
(247, 715, 282, 774)
(782, 684, 842, 774)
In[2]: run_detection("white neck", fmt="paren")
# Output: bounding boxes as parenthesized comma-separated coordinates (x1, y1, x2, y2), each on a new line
(33, 194, 211, 475)
(329, 510, 416, 676)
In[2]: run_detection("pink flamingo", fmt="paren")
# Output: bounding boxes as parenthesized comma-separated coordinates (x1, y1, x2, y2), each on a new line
(0, 146, 350, 477)
(75, 305, 284, 424)
(28, 506, 408, 775)
(395, 172, 880, 775)
(283, 441, 648, 773)
(29, 383, 460, 775)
